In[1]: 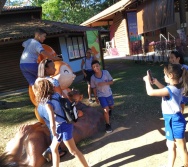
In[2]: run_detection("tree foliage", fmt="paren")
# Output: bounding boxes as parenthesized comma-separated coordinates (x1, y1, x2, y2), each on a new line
(4, 0, 117, 25)
(35, 0, 116, 24)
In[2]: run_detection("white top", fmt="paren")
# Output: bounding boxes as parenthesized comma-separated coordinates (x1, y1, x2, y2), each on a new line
(20, 39, 44, 64)
(162, 85, 182, 114)
(91, 70, 113, 97)
(83, 56, 93, 70)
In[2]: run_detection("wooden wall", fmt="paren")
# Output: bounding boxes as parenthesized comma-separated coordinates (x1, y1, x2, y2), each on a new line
(113, 11, 130, 56)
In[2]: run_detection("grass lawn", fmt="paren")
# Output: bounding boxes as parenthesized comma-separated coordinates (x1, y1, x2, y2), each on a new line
(0, 59, 167, 154)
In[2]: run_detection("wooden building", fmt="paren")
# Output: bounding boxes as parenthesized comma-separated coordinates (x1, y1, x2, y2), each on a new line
(81, 0, 188, 56)
(0, 6, 99, 93)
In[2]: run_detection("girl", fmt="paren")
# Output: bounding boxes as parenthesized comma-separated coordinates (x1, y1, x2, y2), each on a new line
(143, 63, 188, 167)
(169, 51, 188, 113)
(34, 79, 89, 167)
(37, 59, 67, 98)
(81, 48, 97, 103)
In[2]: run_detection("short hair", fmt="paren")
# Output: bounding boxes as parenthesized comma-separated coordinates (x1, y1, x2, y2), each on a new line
(34, 28, 47, 35)
(91, 60, 100, 66)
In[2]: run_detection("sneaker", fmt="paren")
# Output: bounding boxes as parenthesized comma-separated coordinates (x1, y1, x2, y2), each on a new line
(42, 148, 52, 162)
(105, 124, 112, 133)
(89, 98, 94, 103)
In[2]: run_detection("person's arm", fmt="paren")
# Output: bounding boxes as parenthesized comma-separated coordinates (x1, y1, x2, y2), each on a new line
(45, 104, 57, 137)
(98, 80, 113, 86)
(143, 75, 169, 97)
(93, 87, 99, 104)
(152, 78, 165, 89)
(81, 59, 86, 77)
(41, 50, 61, 61)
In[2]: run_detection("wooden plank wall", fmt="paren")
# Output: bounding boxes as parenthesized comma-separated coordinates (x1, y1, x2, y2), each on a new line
(113, 11, 130, 56)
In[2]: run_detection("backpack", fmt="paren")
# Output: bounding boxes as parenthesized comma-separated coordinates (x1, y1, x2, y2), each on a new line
(52, 97, 78, 123)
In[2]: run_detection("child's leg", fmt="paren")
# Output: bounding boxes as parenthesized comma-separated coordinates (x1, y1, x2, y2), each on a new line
(64, 138, 88, 167)
(175, 138, 188, 166)
(103, 106, 110, 124)
(87, 84, 92, 99)
(50, 137, 60, 167)
(166, 139, 176, 167)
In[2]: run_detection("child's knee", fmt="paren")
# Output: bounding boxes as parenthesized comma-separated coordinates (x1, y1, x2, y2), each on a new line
(166, 140, 175, 150)
(69, 149, 79, 156)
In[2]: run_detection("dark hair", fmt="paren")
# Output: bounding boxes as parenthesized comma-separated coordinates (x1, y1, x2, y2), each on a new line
(170, 50, 185, 64)
(67, 89, 82, 97)
(35, 28, 47, 35)
(164, 63, 188, 96)
(38, 59, 53, 78)
(91, 60, 100, 66)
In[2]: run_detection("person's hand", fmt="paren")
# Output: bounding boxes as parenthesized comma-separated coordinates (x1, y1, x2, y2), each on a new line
(152, 78, 158, 85)
(143, 75, 151, 83)
(98, 82, 106, 86)
(95, 97, 99, 104)
(54, 56, 62, 61)
(84, 72, 87, 77)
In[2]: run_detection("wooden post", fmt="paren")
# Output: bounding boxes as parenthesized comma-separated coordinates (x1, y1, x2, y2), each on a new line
(179, 0, 187, 34)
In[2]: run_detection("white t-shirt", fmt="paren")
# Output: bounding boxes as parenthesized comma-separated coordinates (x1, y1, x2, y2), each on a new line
(162, 85, 182, 114)
(20, 39, 44, 64)
(91, 70, 113, 97)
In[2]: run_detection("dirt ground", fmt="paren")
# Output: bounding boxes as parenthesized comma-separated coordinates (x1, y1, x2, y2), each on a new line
(43, 58, 188, 167)
(43, 107, 188, 167)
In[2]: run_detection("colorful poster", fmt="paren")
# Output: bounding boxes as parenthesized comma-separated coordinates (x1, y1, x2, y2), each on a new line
(127, 12, 141, 42)
(86, 31, 101, 60)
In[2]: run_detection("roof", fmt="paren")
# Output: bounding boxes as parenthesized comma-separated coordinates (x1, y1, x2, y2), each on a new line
(2, 6, 41, 12)
(0, 19, 97, 44)
(81, 0, 135, 27)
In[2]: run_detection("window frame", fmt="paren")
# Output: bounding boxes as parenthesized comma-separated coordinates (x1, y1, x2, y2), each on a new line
(65, 36, 86, 61)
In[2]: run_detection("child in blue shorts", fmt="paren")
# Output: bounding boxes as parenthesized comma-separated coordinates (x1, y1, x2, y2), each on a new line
(91, 60, 114, 133)
(20, 28, 61, 91)
(143, 63, 188, 167)
(34, 79, 89, 167)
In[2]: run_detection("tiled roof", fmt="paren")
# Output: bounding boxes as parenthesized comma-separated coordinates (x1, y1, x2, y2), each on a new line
(0, 19, 97, 43)
(2, 6, 41, 12)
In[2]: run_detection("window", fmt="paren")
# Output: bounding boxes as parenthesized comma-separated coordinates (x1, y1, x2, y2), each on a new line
(66, 36, 86, 61)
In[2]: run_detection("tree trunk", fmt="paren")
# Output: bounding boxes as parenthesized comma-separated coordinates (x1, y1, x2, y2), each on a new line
(0, 0, 6, 13)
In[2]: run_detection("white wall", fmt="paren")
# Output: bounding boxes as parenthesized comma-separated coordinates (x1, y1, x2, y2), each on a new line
(59, 37, 83, 73)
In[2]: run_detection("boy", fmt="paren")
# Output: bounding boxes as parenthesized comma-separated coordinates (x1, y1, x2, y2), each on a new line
(20, 28, 61, 91)
(90, 60, 114, 133)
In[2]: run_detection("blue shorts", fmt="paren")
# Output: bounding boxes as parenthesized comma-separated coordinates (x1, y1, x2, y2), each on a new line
(56, 122, 73, 142)
(20, 63, 38, 85)
(181, 96, 188, 104)
(163, 112, 186, 141)
(98, 95, 114, 108)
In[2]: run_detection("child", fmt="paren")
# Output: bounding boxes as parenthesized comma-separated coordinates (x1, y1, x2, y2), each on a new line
(81, 48, 97, 103)
(90, 60, 114, 133)
(37, 59, 67, 98)
(34, 79, 89, 167)
(20, 28, 61, 91)
(67, 89, 84, 117)
(169, 50, 188, 113)
(143, 63, 188, 167)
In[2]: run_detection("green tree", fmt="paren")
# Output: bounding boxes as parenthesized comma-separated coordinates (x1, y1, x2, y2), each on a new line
(35, 0, 116, 24)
